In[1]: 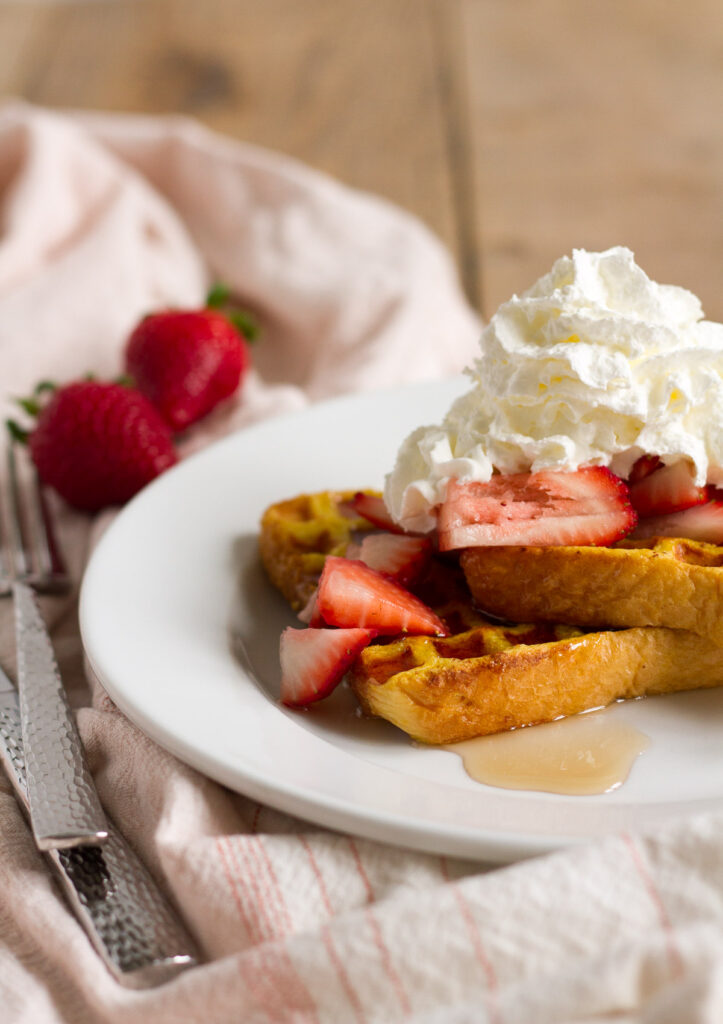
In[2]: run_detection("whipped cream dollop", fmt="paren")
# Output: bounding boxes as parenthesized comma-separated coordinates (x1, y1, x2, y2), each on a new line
(385, 247, 723, 532)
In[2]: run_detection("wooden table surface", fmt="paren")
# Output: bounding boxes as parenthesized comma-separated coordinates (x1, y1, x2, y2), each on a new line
(2, 0, 721, 320)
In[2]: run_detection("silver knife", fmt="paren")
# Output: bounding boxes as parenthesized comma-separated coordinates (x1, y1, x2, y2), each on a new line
(14, 580, 108, 850)
(0, 663, 200, 987)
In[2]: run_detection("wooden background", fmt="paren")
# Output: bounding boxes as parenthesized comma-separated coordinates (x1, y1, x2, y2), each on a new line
(1, 0, 721, 320)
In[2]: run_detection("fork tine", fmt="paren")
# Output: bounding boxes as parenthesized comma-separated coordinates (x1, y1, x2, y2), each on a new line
(6, 441, 31, 581)
(27, 467, 70, 593)
(5, 441, 70, 594)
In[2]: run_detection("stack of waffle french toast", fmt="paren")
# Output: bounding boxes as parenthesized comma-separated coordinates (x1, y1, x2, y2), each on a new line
(259, 486, 723, 745)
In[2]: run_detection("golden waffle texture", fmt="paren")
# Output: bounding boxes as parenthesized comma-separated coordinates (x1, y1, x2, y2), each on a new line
(461, 538, 723, 646)
(259, 490, 377, 611)
(260, 492, 723, 744)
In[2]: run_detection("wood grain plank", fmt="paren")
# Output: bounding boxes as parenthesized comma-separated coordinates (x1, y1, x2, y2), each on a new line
(461, 0, 723, 319)
(0, 0, 466, 293)
(427, 0, 481, 309)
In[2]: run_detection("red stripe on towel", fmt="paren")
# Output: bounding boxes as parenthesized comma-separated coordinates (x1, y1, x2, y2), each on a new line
(230, 836, 320, 1021)
(229, 835, 277, 941)
(321, 924, 368, 1024)
(451, 884, 500, 1022)
(349, 838, 375, 902)
(441, 856, 499, 1022)
(365, 907, 412, 1016)
(298, 835, 334, 916)
(623, 833, 684, 977)
(216, 835, 257, 944)
(298, 836, 368, 1022)
(217, 837, 303, 1023)
(254, 835, 294, 934)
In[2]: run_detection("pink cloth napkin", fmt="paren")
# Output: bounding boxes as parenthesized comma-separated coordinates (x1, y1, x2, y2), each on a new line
(1, 103, 723, 1024)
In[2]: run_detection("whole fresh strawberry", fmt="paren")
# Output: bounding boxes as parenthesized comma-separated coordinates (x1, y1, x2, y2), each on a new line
(22, 380, 177, 512)
(125, 288, 255, 432)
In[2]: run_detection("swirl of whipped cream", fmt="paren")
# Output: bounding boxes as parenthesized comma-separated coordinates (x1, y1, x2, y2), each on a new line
(385, 247, 723, 532)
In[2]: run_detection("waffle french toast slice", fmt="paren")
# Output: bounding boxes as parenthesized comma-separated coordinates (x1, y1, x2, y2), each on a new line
(259, 491, 723, 744)
(259, 490, 378, 611)
(461, 538, 723, 647)
(349, 621, 723, 744)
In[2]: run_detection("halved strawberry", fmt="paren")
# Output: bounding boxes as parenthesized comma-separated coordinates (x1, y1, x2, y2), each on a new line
(317, 556, 448, 636)
(631, 496, 723, 544)
(438, 468, 636, 550)
(348, 492, 402, 533)
(629, 459, 708, 517)
(628, 454, 662, 485)
(280, 626, 376, 707)
(358, 532, 431, 584)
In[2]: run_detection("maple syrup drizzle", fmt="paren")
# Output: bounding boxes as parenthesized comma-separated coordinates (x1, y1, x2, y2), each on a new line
(444, 709, 650, 795)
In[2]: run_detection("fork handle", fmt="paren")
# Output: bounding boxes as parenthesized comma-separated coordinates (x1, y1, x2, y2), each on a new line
(14, 581, 108, 849)
(0, 694, 200, 987)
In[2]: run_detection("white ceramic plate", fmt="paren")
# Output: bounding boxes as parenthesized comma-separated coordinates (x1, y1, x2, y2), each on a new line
(80, 378, 723, 863)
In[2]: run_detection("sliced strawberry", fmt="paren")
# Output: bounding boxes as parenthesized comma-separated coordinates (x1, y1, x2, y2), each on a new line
(438, 468, 636, 550)
(348, 492, 403, 533)
(297, 590, 324, 627)
(279, 626, 376, 707)
(629, 459, 708, 517)
(358, 532, 431, 584)
(631, 496, 723, 544)
(628, 454, 662, 485)
(317, 556, 448, 636)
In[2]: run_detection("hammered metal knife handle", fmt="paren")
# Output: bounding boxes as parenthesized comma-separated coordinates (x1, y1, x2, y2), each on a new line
(13, 581, 108, 850)
(0, 693, 200, 987)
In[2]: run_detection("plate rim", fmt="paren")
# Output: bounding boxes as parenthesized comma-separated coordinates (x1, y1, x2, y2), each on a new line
(79, 377, 722, 863)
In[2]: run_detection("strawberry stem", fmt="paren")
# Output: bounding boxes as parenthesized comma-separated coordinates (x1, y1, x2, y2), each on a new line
(16, 397, 40, 416)
(206, 282, 231, 308)
(11, 380, 56, 428)
(227, 310, 259, 342)
(6, 419, 29, 444)
(206, 281, 259, 342)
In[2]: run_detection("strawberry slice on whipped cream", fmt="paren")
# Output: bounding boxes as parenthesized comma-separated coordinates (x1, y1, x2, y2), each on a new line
(631, 496, 723, 543)
(437, 467, 637, 550)
(628, 458, 708, 517)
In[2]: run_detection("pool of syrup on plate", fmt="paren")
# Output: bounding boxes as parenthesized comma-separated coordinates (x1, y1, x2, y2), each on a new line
(443, 708, 650, 795)
(311, 685, 651, 796)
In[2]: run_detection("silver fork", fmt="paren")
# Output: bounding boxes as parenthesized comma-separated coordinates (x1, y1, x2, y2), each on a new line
(0, 439, 200, 984)
(1, 439, 70, 596)
(0, 439, 108, 849)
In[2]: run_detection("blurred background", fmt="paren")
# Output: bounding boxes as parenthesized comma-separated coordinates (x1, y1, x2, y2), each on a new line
(2, 0, 721, 321)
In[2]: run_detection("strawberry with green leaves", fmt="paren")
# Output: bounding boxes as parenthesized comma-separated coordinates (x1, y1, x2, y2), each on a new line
(11, 379, 177, 512)
(125, 285, 257, 432)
